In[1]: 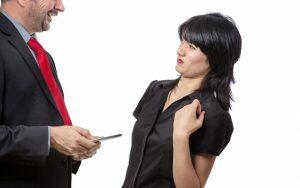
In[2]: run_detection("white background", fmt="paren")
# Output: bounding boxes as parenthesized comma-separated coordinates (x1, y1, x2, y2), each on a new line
(4, 0, 300, 187)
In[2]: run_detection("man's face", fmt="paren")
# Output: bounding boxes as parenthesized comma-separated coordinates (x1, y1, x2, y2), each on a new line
(27, 0, 65, 32)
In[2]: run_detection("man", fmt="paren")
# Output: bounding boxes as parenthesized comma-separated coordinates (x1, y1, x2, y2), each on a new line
(0, 0, 100, 187)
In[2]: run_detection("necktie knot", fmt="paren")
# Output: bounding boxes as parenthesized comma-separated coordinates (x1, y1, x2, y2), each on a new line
(27, 37, 44, 54)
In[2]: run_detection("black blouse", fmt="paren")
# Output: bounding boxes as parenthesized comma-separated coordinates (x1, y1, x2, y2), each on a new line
(122, 79, 234, 188)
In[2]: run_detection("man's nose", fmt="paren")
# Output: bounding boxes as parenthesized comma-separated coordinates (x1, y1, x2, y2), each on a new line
(55, 0, 65, 12)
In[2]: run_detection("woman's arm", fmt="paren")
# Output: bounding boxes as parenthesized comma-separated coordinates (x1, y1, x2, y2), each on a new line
(173, 99, 215, 188)
(173, 134, 216, 188)
(192, 154, 216, 187)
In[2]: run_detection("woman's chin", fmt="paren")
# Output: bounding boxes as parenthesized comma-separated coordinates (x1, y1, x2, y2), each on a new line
(175, 65, 184, 74)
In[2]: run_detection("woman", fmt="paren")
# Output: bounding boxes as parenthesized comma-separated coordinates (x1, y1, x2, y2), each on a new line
(123, 13, 242, 188)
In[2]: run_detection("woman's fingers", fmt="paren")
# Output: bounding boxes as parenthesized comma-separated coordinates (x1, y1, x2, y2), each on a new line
(192, 99, 205, 129)
(196, 111, 206, 127)
(173, 99, 206, 136)
(191, 99, 202, 114)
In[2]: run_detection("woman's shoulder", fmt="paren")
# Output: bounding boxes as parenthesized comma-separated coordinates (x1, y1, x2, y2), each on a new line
(133, 79, 175, 119)
(155, 79, 176, 84)
(144, 79, 178, 93)
(136, 79, 175, 105)
(205, 96, 226, 113)
(202, 95, 232, 126)
(190, 94, 234, 155)
(150, 79, 177, 88)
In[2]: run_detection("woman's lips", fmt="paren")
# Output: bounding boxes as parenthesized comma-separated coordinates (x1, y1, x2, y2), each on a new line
(177, 58, 184, 64)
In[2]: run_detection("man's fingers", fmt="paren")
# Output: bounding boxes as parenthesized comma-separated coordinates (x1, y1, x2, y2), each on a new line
(77, 136, 99, 150)
(70, 127, 100, 155)
(72, 150, 97, 161)
(86, 143, 101, 154)
(69, 142, 87, 155)
(71, 154, 81, 161)
(73, 126, 92, 139)
(92, 142, 101, 150)
(51, 126, 101, 157)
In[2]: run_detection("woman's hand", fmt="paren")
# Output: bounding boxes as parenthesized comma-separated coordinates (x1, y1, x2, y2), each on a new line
(173, 99, 205, 138)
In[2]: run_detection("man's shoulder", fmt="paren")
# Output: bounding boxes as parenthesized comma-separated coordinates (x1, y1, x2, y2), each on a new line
(0, 33, 9, 58)
(0, 12, 13, 36)
(0, 18, 11, 46)
(0, 32, 8, 42)
(0, 32, 11, 55)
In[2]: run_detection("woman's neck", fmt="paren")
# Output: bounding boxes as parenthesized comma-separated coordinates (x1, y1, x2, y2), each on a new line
(175, 76, 204, 96)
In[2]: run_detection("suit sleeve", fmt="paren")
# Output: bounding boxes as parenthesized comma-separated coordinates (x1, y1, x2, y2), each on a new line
(0, 54, 49, 164)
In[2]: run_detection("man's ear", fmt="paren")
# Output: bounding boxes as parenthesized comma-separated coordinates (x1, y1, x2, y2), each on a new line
(15, 0, 29, 8)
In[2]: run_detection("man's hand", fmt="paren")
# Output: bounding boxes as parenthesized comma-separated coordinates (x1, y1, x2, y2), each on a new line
(71, 148, 99, 161)
(50, 126, 101, 159)
(173, 99, 205, 138)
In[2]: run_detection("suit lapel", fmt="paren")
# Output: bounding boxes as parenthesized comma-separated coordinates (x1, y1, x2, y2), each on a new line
(47, 53, 64, 96)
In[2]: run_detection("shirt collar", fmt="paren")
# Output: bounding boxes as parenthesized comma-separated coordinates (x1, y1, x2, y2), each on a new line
(158, 77, 180, 89)
(159, 77, 213, 102)
(0, 9, 35, 43)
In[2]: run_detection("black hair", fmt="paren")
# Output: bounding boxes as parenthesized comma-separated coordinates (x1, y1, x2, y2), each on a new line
(178, 13, 242, 111)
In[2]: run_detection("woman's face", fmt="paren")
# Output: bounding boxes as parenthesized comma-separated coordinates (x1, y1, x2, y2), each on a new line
(176, 40, 210, 78)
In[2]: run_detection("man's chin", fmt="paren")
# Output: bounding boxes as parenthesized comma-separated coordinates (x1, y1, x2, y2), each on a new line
(42, 24, 50, 32)
(40, 19, 51, 32)
(32, 25, 50, 33)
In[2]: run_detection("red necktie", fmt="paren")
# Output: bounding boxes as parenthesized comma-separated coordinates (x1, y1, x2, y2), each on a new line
(28, 37, 72, 125)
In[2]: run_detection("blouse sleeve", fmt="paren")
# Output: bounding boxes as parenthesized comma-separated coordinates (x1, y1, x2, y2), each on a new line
(189, 112, 234, 156)
(133, 80, 157, 119)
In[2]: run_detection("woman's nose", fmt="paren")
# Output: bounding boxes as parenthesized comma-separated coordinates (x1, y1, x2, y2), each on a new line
(177, 42, 185, 56)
